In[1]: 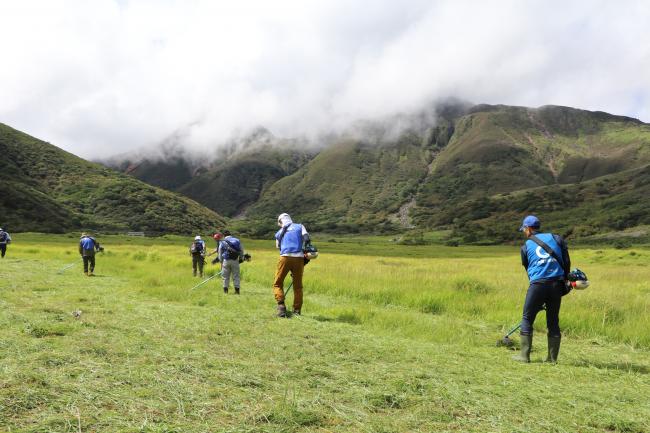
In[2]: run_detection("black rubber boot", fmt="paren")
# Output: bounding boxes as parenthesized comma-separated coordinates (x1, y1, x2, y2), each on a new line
(512, 334, 532, 363)
(235, 287, 240, 295)
(223, 287, 228, 294)
(546, 335, 561, 363)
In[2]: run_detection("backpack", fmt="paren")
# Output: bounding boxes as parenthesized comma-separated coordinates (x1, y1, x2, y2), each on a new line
(222, 238, 241, 260)
(190, 240, 204, 255)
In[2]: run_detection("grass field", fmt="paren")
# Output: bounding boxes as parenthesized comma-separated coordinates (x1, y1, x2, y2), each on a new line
(1, 234, 649, 432)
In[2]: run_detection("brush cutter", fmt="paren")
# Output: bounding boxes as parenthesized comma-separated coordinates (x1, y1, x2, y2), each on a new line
(189, 271, 223, 290)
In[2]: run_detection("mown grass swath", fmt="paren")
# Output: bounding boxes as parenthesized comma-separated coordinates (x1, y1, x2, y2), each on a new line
(1, 234, 648, 432)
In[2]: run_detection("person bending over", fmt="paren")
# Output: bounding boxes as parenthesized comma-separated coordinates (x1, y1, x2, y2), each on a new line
(514, 215, 570, 363)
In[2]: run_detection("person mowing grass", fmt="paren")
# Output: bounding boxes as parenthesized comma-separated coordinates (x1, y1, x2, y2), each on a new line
(217, 230, 244, 295)
(0, 228, 12, 258)
(189, 235, 207, 277)
(514, 215, 571, 363)
(79, 233, 102, 276)
(273, 213, 310, 317)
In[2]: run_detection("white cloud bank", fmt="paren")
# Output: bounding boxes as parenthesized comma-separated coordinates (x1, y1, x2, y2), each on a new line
(1, 0, 649, 158)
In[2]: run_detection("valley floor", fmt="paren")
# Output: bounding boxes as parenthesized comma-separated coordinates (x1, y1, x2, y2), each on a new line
(1, 235, 649, 432)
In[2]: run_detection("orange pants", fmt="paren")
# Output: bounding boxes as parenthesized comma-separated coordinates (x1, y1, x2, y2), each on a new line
(273, 256, 304, 310)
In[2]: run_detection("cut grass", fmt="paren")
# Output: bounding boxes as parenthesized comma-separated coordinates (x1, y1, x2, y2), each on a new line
(0, 234, 649, 432)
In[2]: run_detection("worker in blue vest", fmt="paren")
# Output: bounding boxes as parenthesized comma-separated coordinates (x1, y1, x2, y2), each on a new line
(514, 215, 570, 363)
(273, 213, 310, 317)
(79, 233, 103, 276)
(217, 230, 244, 294)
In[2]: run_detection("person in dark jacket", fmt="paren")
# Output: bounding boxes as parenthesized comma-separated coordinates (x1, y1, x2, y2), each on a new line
(514, 215, 570, 363)
(189, 235, 206, 277)
(0, 228, 11, 258)
(79, 233, 102, 276)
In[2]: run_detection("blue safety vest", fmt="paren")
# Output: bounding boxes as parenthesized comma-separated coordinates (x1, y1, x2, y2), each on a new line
(80, 237, 96, 250)
(275, 223, 304, 255)
(524, 233, 565, 282)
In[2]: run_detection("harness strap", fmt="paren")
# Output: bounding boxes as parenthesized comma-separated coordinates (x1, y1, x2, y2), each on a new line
(277, 224, 290, 249)
(529, 234, 568, 277)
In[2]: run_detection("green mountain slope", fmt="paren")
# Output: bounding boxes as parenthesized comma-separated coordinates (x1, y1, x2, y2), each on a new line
(242, 104, 650, 239)
(246, 129, 437, 233)
(101, 103, 650, 242)
(411, 105, 650, 242)
(0, 123, 226, 233)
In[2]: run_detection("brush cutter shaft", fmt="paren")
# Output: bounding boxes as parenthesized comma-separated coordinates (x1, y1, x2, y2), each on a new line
(190, 271, 223, 290)
(505, 323, 521, 338)
(57, 263, 76, 273)
(503, 303, 545, 338)
(283, 281, 293, 298)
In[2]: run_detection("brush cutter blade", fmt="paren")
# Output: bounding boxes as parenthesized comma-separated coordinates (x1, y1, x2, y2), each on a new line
(496, 335, 515, 348)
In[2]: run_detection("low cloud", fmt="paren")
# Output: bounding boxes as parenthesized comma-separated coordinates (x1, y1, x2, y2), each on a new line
(1, 0, 649, 158)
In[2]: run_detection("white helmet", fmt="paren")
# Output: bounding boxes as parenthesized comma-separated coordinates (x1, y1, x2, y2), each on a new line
(195, 235, 201, 240)
(277, 213, 292, 226)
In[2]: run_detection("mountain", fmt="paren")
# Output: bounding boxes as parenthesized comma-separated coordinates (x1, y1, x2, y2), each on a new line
(411, 105, 650, 241)
(0, 123, 226, 233)
(104, 128, 316, 218)
(246, 127, 436, 232)
(104, 103, 650, 243)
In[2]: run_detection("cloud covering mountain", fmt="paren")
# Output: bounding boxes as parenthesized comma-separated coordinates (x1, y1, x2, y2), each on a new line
(1, 0, 649, 158)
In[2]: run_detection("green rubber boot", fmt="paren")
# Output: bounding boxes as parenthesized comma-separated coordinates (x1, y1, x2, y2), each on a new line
(512, 334, 532, 363)
(545, 335, 561, 363)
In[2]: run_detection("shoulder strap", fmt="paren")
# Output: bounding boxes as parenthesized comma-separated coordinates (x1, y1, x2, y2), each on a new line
(277, 224, 291, 248)
(529, 234, 568, 276)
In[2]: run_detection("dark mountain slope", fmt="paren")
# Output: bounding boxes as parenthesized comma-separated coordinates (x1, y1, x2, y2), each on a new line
(104, 129, 315, 218)
(177, 144, 314, 217)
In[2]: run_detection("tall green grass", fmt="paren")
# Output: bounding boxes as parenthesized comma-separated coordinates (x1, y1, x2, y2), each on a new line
(11, 233, 650, 347)
(1, 234, 649, 432)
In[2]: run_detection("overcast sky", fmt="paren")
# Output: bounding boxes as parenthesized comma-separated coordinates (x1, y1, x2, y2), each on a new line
(1, 0, 649, 158)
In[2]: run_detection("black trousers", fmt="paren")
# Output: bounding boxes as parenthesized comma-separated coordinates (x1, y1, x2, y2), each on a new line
(83, 256, 95, 273)
(0, 244, 6, 258)
(521, 279, 563, 337)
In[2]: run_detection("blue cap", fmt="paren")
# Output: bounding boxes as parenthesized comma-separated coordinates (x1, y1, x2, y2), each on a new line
(519, 215, 540, 231)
